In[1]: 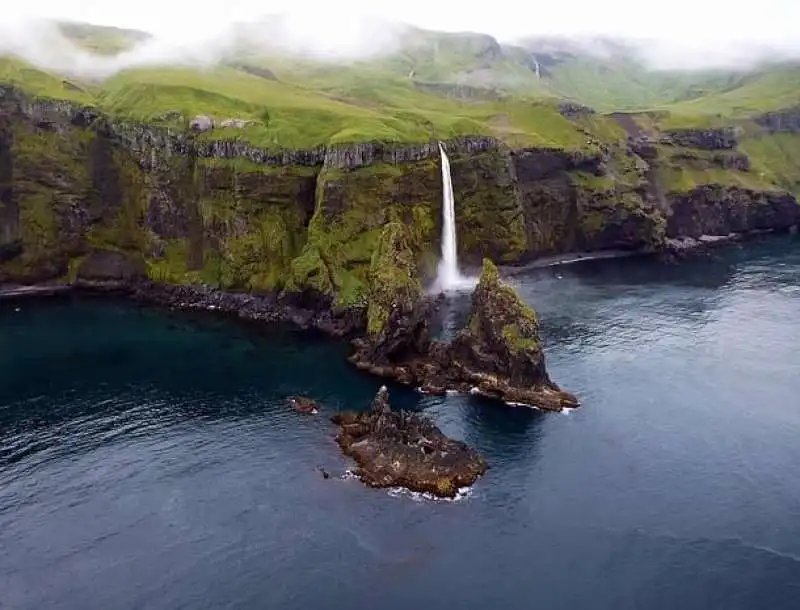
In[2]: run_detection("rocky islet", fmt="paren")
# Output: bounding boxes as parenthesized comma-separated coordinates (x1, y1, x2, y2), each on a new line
(331, 385, 489, 498)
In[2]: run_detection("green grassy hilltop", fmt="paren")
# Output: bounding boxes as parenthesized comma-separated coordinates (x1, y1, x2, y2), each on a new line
(2, 20, 799, 152)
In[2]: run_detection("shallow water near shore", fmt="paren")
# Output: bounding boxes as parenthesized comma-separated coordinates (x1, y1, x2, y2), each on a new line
(2, 236, 800, 609)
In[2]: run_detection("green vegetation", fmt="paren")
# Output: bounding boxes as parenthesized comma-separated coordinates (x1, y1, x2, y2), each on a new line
(287, 162, 438, 307)
(658, 165, 774, 193)
(0, 57, 90, 103)
(741, 134, 800, 195)
(502, 323, 540, 354)
(57, 21, 151, 55)
(3, 19, 800, 303)
(661, 65, 800, 117)
(470, 258, 541, 355)
(366, 222, 422, 335)
(5, 19, 800, 154)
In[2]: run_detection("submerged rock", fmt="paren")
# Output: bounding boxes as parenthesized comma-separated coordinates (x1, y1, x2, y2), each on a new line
(331, 386, 488, 497)
(287, 396, 321, 415)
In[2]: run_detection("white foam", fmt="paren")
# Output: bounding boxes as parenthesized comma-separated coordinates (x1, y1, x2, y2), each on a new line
(505, 400, 542, 411)
(386, 485, 473, 503)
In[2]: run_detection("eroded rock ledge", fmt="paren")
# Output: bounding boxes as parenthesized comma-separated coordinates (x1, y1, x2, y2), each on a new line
(332, 386, 488, 497)
(350, 253, 579, 411)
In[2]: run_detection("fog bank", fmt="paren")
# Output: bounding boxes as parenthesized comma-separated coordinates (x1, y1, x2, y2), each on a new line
(1, 4, 800, 78)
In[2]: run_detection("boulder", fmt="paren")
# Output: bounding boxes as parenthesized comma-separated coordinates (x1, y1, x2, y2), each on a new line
(559, 101, 596, 118)
(287, 396, 321, 414)
(331, 386, 488, 497)
(189, 115, 214, 132)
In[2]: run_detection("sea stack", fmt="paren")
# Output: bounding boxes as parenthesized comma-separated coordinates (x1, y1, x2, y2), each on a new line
(448, 259, 578, 410)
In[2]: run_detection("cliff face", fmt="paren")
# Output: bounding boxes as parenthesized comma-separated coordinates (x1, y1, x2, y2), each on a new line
(515, 147, 666, 257)
(666, 187, 799, 238)
(754, 108, 800, 134)
(1, 86, 799, 313)
(0, 91, 320, 291)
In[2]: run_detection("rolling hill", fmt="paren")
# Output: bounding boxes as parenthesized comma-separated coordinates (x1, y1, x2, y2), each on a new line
(1, 20, 797, 121)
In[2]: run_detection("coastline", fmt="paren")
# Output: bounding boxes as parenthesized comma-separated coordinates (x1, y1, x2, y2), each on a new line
(3, 230, 793, 306)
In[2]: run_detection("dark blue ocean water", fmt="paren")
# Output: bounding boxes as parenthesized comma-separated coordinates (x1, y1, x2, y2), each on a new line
(2, 237, 800, 610)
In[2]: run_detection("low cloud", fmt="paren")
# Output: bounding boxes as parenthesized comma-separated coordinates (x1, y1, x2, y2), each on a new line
(0, 13, 408, 80)
(1, 10, 799, 80)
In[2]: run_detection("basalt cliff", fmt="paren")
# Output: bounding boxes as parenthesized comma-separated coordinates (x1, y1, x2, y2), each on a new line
(1, 84, 799, 323)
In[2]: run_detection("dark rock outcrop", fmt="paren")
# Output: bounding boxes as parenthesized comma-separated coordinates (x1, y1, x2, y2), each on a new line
(513, 147, 603, 181)
(662, 127, 740, 150)
(666, 186, 800, 239)
(360, 222, 431, 363)
(671, 150, 751, 172)
(351, 259, 578, 411)
(74, 280, 366, 337)
(754, 107, 800, 134)
(413, 81, 505, 101)
(446, 260, 578, 408)
(664, 233, 741, 260)
(228, 63, 278, 82)
(331, 386, 488, 497)
(559, 102, 596, 119)
(288, 396, 320, 414)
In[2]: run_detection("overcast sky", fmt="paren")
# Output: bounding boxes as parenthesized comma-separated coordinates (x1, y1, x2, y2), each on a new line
(2, 1, 800, 73)
(4, 0, 799, 45)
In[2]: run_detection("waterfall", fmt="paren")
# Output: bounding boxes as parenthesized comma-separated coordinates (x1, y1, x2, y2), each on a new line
(433, 143, 476, 293)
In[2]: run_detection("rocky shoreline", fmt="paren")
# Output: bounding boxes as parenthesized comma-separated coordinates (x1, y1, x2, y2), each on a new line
(69, 279, 366, 338)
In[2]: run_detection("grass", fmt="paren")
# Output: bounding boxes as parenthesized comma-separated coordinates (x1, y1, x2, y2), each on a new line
(93, 64, 592, 150)
(740, 133, 800, 195)
(0, 27, 621, 153)
(660, 65, 800, 118)
(0, 57, 91, 104)
(658, 165, 775, 193)
(3, 20, 800, 176)
(57, 21, 151, 55)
